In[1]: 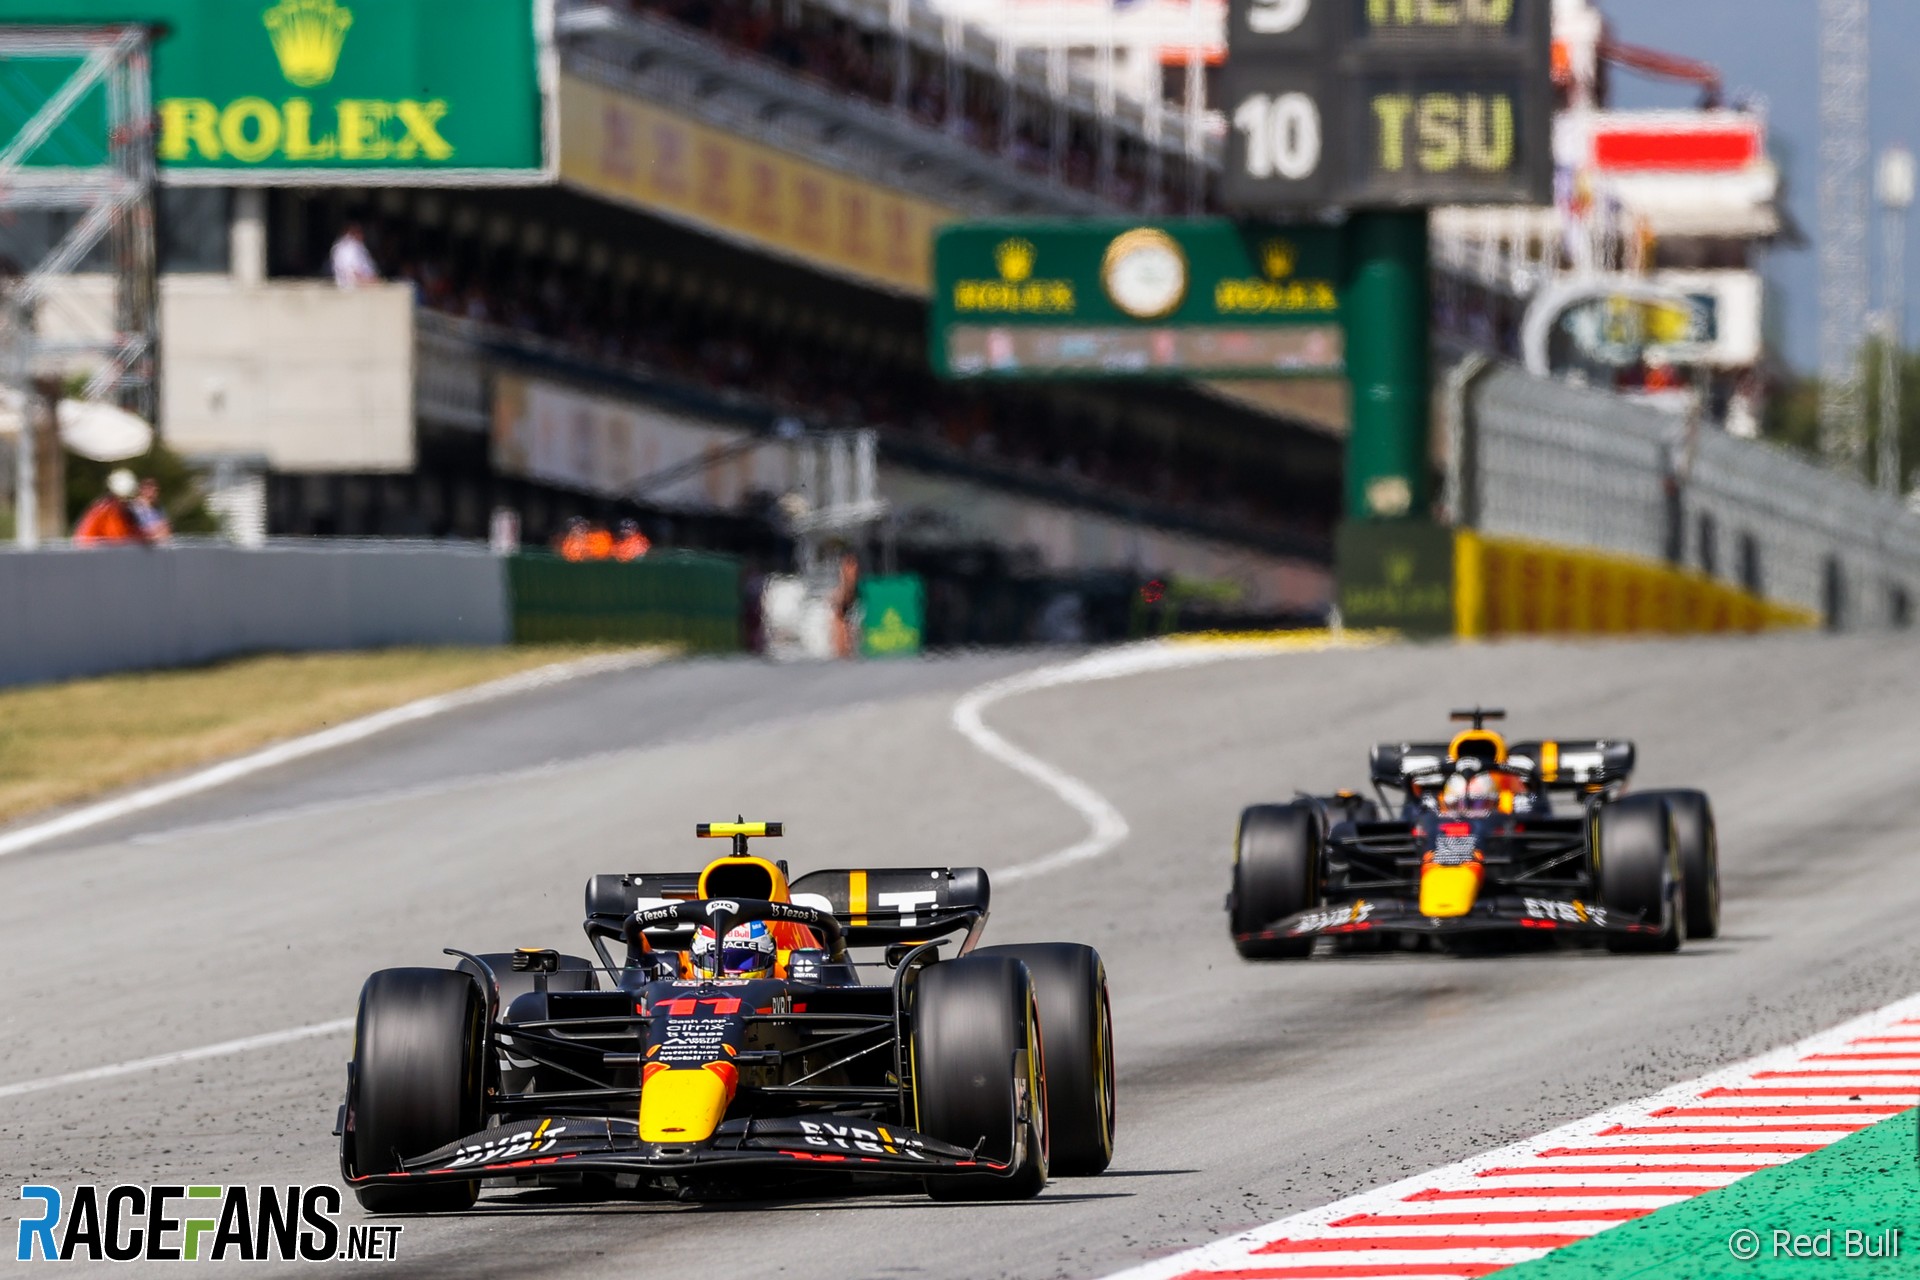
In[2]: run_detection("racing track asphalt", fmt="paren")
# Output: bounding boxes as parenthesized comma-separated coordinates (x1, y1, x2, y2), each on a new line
(4, 633, 1920, 1279)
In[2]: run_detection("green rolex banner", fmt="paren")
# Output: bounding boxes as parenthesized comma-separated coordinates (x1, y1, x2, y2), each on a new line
(5, 0, 551, 182)
(859, 574, 926, 658)
(1335, 519, 1456, 638)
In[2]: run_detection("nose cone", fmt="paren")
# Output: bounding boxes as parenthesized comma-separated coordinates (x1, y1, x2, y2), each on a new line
(1419, 863, 1483, 918)
(639, 1062, 739, 1143)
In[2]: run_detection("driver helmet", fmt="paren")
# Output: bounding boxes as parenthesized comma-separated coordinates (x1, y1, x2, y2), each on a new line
(691, 920, 776, 980)
(1440, 770, 1501, 818)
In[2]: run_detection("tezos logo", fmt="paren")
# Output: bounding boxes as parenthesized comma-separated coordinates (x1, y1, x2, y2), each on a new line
(16, 1184, 401, 1263)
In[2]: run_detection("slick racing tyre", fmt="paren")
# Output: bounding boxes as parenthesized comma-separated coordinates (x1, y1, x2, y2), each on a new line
(348, 968, 488, 1213)
(1229, 804, 1320, 959)
(1640, 789, 1720, 940)
(912, 956, 1048, 1200)
(460, 953, 599, 1095)
(975, 943, 1114, 1175)
(1596, 794, 1684, 954)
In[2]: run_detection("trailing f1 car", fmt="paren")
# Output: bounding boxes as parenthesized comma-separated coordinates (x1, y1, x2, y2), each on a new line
(1228, 710, 1719, 958)
(336, 822, 1114, 1211)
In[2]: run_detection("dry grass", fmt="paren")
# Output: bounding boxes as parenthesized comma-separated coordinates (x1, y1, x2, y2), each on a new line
(0, 645, 649, 825)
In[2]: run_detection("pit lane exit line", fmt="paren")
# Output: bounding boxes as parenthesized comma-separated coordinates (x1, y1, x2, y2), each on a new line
(1092, 993, 1920, 1280)
(954, 631, 1380, 884)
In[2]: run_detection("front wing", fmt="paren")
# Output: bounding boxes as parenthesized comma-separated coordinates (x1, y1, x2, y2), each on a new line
(344, 1116, 1013, 1190)
(1239, 893, 1657, 945)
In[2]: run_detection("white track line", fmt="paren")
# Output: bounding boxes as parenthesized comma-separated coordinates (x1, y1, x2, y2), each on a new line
(0, 648, 667, 860)
(1096, 992, 1920, 1280)
(0, 1019, 354, 1102)
(957, 633, 1372, 883)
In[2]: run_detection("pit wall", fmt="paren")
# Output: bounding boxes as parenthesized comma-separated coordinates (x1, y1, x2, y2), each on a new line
(0, 544, 743, 689)
(1455, 531, 1818, 640)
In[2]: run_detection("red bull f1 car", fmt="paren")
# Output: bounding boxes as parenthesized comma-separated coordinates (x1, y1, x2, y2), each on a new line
(1228, 710, 1719, 958)
(336, 822, 1115, 1210)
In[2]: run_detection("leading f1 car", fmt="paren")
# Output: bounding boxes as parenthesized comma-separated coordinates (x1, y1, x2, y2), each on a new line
(336, 822, 1115, 1210)
(1227, 710, 1719, 957)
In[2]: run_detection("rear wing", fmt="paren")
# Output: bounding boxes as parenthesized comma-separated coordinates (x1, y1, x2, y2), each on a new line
(583, 866, 990, 953)
(790, 867, 990, 949)
(1369, 742, 1452, 789)
(1368, 739, 1635, 790)
(1507, 740, 1635, 788)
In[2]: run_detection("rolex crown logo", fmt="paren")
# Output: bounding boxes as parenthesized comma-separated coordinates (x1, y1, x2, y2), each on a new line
(1261, 240, 1296, 280)
(264, 0, 353, 88)
(994, 237, 1036, 283)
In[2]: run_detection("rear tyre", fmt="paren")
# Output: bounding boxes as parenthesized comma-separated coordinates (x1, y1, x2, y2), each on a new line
(974, 943, 1114, 1175)
(912, 956, 1048, 1201)
(1642, 790, 1719, 940)
(348, 968, 487, 1213)
(1597, 795, 1684, 954)
(1229, 804, 1319, 959)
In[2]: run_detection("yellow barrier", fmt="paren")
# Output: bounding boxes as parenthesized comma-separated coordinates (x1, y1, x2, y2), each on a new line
(1454, 532, 1817, 639)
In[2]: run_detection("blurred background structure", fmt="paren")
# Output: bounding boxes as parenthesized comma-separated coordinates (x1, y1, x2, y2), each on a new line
(2, 0, 1918, 684)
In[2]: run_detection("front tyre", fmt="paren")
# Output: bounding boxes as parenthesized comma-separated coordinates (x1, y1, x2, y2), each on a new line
(912, 956, 1048, 1200)
(974, 943, 1114, 1175)
(1597, 795, 1684, 954)
(346, 968, 487, 1213)
(1229, 804, 1319, 959)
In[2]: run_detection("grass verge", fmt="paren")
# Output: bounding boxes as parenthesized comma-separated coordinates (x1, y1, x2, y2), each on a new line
(0, 645, 654, 825)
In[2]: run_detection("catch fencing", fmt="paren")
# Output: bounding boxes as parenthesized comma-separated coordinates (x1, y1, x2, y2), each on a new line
(1457, 365, 1920, 629)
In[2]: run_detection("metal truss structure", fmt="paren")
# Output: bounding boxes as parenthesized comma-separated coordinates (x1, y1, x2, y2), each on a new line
(1817, 0, 1870, 475)
(1, 24, 158, 546)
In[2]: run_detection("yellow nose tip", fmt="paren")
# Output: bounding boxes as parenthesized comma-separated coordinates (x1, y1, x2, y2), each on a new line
(639, 1065, 736, 1143)
(1419, 864, 1482, 918)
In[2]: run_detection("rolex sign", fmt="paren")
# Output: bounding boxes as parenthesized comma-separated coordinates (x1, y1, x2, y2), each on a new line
(7, 0, 549, 182)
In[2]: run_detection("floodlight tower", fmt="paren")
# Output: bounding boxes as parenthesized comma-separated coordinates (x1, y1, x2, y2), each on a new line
(1817, 0, 1870, 476)
(1877, 146, 1913, 495)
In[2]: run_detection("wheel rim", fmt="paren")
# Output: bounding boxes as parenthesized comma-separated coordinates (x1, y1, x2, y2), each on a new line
(1026, 993, 1048, 1170)
(1093, 982, 1116, 1154)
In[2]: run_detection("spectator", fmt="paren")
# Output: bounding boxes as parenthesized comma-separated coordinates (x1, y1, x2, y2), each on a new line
(131, 477, 172, 544)
(612, 519, 652, 561)
(830, 549, 861, 659)
(330, 222, 380, 289)
(557, 516, 595, 560)
(72, 469, 147, 546)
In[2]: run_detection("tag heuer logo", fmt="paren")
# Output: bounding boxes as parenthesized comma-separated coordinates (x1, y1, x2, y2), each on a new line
(264, 0, 353, 88)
